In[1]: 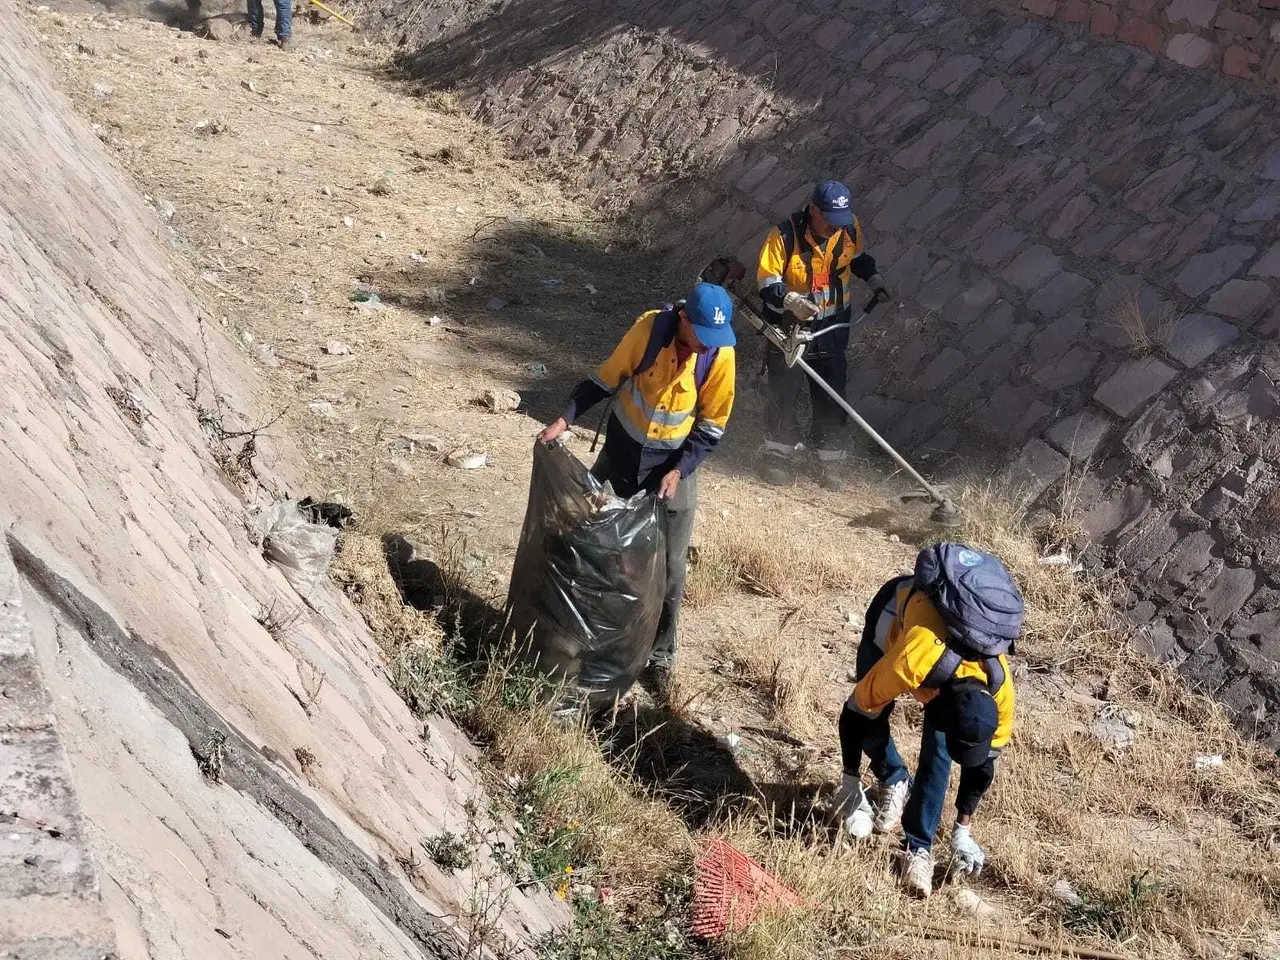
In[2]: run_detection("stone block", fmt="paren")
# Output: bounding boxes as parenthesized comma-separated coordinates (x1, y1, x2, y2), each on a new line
(1112, 223, 1172, 264)
(894, 118, 969, 170)
(1162, 211, 1219, 270)
(1162, 530, 1217, 588)
(1018, 163, 1088, 223)
(1117, 17, 1165, 51)
(908, 187, 961, 230)
(1029, 272, 1094, 317)
(873, 178, 934, 232)
(916, 265, 965, 311)
(1165, 313, 1240, 367)
(1061, 0, 1091, 22)
(736, 153, 781, 193)
(1215, 7, 1262, 36)
(964, 77, 1008, 116)
(1249, 242, 1280, 278)
(1044, 408, 1113, 458)
(887, 50, 938, 82)
(1085, 485, 1154, 541)
(1167, 0, 1220, 27)
(1048, 195, 1097, 240)
(1124, 156, 1198, 215)
(962, 301, 1017, 354)
(1194, 482, 1243, 520)
(1094, 356, 1179, 417)
(927, 54, 982, 92)
(1004, 438, 1069, 499)
(1175, 244, 1256, 298)
(1223, 44, 1261, 77)
(812, 17, 857, 51)
(975, 226, 1026, 268)
(1033, 345, 1101, 389)
(1091, 6, 1120, 35)
(1166, 32, 1216, 66)
(1116, 511, 1181, 569)
(1236, 192, 1280, 223)
(914, 347, 967, 391)
(945, 277, 1000, 328)
(1205, 279, 1271, 320)
(1023, 0, 1058, 15)
(1001, 245, 1062, 291)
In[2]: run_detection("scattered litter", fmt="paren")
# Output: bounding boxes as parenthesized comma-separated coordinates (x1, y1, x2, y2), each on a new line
(714, 660, 740, 677)
(1092, 704, 1141, 753)
(843, 608, 864, 631)
(719, 733, 742, 751)
(92, 79, 114, 97)
(1195, 754, 1224, 773)
(524, 362, 549, 377)
(486, 296, 507, 312)
(241, 330, 254, 345)
(310, 124, 321, 133)
(255, 501, 338, 596)
(241, 78, 260, 94)
(376, 230, 387, 240)
(584, 283, 599, 295)
(426, 315, 444, 326)
(297, 497, 353, 529)
(253, 343, 279, 368)
(1051, 878, 1083, 907)
(307, 400, 337, 419)
(324, 340, 351, 356)
(369, 172, 395, 195)
(401, 433, 443, 453)
(157, 199, 177, 224)
(446, 451, 489, 470)
(1039, 550, 1085, 573)
(954, 888, 1000, 921)
(341, 215, 354, 228)
(192, 118, 225, 136)
(845, 667, 859, 682)
(482, 388, 520, 413)
(540, 278, 564, 288)
(410, 252, 428, 264)
(321, 184, 333, 196)
(454, 205, 466, 215)
(77, 40, 96, 55)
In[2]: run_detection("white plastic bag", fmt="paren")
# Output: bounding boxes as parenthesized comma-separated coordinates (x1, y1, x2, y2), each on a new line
(255, 501, 338, 595)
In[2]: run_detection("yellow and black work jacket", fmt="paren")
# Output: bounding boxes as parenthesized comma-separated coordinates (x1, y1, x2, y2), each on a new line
(561, 308, 735, 497)
(853, 582, 1014, 750)
(757, 208, 877, 357)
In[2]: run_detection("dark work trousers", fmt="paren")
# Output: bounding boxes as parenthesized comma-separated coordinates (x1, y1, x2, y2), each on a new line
(591, 450, 698, 669)
(764, 343, 849, 451)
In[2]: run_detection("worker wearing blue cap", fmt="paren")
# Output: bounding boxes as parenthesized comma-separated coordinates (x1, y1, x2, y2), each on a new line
(756, 181, 890, 491)
(540, 283, 737, 698)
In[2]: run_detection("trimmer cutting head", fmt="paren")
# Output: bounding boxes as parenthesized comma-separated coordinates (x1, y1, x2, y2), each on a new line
(930, 499, 964, 526)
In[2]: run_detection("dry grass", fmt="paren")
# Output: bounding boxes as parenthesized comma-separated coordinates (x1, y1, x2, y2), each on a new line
(1110, 292, 1185, 357)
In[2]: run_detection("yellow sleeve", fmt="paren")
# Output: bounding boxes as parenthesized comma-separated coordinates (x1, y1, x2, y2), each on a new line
(845, 217, 866, 259)
(991, 656, 1015, 750)
(695, 347, 735, 436)
(592, 312, 654, 391)
(756, 226, 787, 291)
(853, 626, 942, 716)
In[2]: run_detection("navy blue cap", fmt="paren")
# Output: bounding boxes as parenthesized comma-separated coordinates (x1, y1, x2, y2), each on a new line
(812, 180, 855, 227)
(683, 282, 736, 348)
(941, 682, 999, 768)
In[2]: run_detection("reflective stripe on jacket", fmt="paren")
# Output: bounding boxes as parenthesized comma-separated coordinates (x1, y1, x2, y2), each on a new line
(756, 212, 866, 323)
(852, 584, 1015, 749)
(593, 309, 735, 453)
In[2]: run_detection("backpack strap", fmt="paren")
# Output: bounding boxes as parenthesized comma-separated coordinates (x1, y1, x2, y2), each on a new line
(920, 643, 1004, 695)
(635, 307, 679, 379)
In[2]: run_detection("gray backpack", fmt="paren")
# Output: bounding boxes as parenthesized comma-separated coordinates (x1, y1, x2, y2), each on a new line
(915, 543, 1024, 694)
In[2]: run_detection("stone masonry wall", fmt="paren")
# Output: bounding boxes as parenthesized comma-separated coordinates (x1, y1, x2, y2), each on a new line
(997, 0, 1280, 86)
(380, 0, 1280, 746)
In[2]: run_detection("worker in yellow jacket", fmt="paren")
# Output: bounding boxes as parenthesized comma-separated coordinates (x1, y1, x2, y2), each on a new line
(540, 283, 736, 697)
(833, 544, 1021, 898)
(756, 180, 889, 490)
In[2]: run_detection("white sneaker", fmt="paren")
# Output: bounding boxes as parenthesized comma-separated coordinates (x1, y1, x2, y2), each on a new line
(874, 780, 910, 834)
(831, 774, 874, 839)
(901, 848, 934, 898)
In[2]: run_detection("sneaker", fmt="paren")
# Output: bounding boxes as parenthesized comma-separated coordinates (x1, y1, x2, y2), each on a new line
(275, 35, 292, 51)
(900, 848, 934, 898)
(761, 458, 794, 486)
(831, 774, 874, 839)
(816, 450, 847, 492)
(640, 663, 673, 704)
(874, 779, 910, 834)
(818, 468, 845, 492)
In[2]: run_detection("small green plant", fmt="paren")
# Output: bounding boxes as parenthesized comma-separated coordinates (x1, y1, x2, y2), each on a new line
(1065, 870, 1165, 940)
(538, 896, 701, 960)
(422, 830, 474, 873)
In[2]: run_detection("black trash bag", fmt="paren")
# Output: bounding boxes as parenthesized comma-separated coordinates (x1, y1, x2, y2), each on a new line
(504, 441, 667, 708)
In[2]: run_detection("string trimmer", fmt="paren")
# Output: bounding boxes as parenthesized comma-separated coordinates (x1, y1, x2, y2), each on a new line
(699, 257, 962, 526)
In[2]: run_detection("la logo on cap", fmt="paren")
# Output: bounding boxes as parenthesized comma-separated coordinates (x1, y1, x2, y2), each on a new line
(713, 306, 727, 325)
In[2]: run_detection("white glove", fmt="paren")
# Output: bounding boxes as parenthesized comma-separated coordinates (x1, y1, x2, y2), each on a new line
(783, 291, 821, 322)
(950, 823, 985, 876)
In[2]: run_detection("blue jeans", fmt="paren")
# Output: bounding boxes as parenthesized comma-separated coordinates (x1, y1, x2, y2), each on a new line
(247, 0, 291, 39)
(840, 624, 976, 853)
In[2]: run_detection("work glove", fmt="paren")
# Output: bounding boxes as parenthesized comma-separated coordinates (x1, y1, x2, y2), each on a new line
(783, 291, 821, 322)
(869, 273, 892, 300)
(950, 823, 985, 877)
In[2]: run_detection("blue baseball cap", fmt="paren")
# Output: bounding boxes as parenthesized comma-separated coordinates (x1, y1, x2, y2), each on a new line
(940, 681, 999, 768)
(812, 180, 855, 227)
(683, 282, 736, 348)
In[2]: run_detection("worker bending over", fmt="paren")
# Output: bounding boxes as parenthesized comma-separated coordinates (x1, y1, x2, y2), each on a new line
(756, 180, 889, 490)
(834, 543, 1023, 898)
(540, 283, 737, 699)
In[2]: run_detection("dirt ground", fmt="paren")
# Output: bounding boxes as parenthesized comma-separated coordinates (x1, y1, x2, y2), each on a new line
(23, 5, 1280, 958)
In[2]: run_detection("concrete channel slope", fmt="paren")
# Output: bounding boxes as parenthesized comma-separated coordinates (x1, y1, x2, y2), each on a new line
(0, 6, 556, 958)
